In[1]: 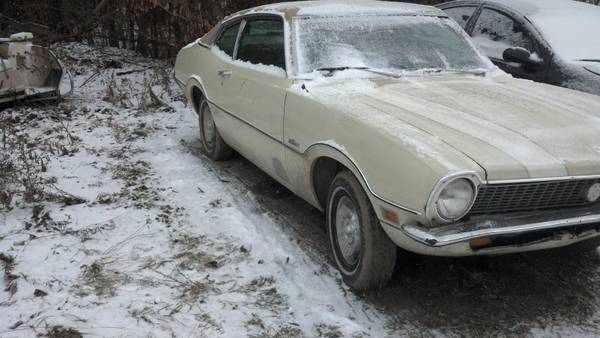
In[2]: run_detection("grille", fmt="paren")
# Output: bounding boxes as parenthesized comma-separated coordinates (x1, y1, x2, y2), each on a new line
(469, 178, 600, 214)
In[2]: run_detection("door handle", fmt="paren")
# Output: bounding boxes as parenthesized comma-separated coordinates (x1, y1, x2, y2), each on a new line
(217, 70, 232, 78)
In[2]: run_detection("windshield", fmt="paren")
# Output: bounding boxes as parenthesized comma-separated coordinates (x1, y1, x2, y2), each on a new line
(292, 15, 491, 76)
(531, 13, 600, 61)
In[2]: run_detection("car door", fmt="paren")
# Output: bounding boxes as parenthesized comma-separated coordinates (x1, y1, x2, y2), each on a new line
(218, 17, 293, 184)
(470, 7, 547, 82)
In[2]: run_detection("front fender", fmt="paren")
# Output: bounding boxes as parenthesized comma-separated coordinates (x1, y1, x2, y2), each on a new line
(284, 88, 484, 227)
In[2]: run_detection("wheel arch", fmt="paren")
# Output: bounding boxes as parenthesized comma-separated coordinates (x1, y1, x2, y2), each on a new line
(184, 75, 209, 114)
(307, 144, 373, 211)
(311, 156, 347, 210)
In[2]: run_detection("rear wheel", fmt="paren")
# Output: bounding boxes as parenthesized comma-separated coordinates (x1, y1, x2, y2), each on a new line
(198, 98, 234, 161)
(327, 170, 397, 291)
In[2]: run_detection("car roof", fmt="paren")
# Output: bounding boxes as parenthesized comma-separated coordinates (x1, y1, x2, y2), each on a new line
(199, 1, 447, 47)
(441, 0, 596, 17)
(227, 0, 445, 19)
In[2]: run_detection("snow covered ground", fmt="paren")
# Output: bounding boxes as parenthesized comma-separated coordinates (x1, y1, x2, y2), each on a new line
(3, 43, 600, 338)
(0, 43, 395, 338)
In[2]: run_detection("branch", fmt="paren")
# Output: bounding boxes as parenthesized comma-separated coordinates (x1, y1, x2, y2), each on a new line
(0, 12, 50, 31)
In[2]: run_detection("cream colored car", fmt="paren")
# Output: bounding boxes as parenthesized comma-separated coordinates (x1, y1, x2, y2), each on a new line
(175, 1, 600, 290)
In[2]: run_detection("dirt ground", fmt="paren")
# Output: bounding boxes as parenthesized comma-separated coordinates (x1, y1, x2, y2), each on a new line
(198, 144, 600, 337)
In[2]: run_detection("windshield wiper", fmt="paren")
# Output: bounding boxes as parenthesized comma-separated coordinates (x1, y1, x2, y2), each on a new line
(315, 66, 486, 78)
(578, 59, 600, 63)
(315, 67, 404, 78)
(316, 66, 369, 75)
(420, 68, 486, 76)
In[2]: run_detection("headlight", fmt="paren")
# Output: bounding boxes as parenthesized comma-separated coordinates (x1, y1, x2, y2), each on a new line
(435, 178, 476, 221)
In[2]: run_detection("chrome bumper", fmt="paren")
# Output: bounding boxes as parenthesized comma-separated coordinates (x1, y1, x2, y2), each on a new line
(402, 206, 600, 248)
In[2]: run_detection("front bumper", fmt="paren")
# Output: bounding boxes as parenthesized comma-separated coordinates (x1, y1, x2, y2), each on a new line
(383, 205, 600, 256)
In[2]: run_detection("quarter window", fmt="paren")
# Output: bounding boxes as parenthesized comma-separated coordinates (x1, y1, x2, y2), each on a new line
(216, 23, 241, 57)
(444, 6, 477, 29)
(472, 9, 536, 59)
(237, 19, 285, 70)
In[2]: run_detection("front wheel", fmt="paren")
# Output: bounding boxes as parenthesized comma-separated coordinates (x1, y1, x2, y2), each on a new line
(198, 99, 234, 161)
(327, 170, 397, 291)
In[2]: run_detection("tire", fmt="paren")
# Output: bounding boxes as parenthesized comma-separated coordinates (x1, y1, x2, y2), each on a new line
(326, 170, 397, 291)
(198, 98, 234, 161)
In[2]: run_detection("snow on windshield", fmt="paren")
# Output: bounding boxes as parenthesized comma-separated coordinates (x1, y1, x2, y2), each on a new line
(292, 15, 490, 75)
(531, 12, 600, 61)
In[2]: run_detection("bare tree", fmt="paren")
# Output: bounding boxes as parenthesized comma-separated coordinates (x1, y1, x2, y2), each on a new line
(1, 0, 445, 58)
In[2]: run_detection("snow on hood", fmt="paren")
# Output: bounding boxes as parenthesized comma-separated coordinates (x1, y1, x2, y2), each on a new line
(303, 75, 600, 181)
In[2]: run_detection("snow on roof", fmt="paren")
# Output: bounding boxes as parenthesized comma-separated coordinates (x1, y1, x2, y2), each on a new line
(229, 1, 445, 19)
(482, 0, 596, 17)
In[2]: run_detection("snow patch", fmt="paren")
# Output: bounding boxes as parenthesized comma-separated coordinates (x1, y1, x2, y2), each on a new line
(0, 42, 387, 338)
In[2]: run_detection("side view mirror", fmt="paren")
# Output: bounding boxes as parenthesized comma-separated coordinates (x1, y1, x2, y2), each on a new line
(503, 47, 544, 69)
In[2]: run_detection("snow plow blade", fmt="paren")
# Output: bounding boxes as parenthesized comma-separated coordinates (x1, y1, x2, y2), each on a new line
(0, 32, 63, 105)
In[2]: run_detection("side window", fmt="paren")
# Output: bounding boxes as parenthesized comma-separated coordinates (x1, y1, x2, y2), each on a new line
(237, 19, 285, 70)
(216, 23, 241, 57)
(444, 6, 478, 29)
(472, 9, 536, 59)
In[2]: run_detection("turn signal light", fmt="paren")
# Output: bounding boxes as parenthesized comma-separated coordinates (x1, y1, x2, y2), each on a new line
(382, 208, 399, 224)
(469, 237, 492, 249)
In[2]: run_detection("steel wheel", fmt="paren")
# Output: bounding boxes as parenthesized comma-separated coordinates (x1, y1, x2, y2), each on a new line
(327, 170, 397, 290)
(334, 195, 363, 269)
(200, 101, 216, 153)
(196, 97, 234, 161)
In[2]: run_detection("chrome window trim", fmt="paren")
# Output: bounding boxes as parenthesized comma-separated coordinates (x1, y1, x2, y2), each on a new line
(234, 17, 287, 72)
(213, 13, 290, 77)
(232, 20, 247, 60)
(213, 19, 244, 58)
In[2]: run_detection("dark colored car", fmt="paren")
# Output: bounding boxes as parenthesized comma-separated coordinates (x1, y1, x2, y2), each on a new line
(437, 0, 600, 96)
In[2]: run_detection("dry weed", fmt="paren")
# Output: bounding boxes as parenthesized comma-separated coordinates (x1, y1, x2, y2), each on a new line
(0, 253, 18, 295)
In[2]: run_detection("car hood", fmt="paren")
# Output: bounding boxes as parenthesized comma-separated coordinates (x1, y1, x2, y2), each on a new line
(306, 74, 600, 181)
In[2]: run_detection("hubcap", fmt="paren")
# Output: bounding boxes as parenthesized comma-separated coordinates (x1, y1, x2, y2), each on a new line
(201, 103, 216, 151)
(335, 195, 362, 266)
